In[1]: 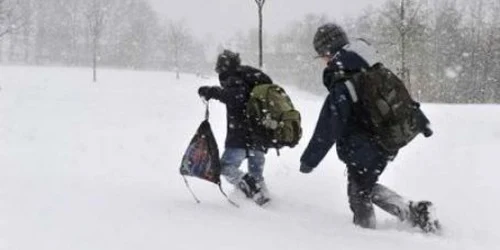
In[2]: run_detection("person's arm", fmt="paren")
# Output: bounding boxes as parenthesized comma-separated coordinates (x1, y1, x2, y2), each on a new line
(198, 77, 248, 106)
(208, 86, 247, 106)
(300, 85, 352, 172)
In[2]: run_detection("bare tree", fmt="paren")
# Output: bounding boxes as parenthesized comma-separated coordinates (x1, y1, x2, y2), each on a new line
(20, 0, 35, 63)
(487, 0, 500, 102)
(428, 0, 465, 102)
(254, 0, 265, 68)
(168, 20, 191, 79)
(85, 0, 110, 82)
(377, 0, 428, 95)
(0, 0, 27, 63)
(269, 14, 327, 92)
(0, 0, 23, 38)
(395, 0, 426, 91)
(399, 0, 409, 85)
(0, 0, 26, 60)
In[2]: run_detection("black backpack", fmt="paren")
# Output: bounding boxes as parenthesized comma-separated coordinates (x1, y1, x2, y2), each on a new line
(349, 64, 430, 151)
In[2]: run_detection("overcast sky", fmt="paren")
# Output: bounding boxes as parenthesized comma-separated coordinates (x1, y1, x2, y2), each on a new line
(148, 0, 387, 42)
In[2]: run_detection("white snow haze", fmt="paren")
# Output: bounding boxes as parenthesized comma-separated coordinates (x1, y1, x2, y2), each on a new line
(148, 0, 387, 41)
(1, 66, 499, 250)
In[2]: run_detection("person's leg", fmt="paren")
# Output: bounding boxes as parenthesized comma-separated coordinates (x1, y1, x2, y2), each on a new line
(220, 148, 263, 200)
(372, 184, 411, 221)
(247, 150, 265, 183)
(347, 167, 378, 229)
(342, 137, 389, 229)
(372, 184, 441, 233)
(341, 136, 439, 232)
(220, 148, 247, 185)
(247, 150, 270, 204)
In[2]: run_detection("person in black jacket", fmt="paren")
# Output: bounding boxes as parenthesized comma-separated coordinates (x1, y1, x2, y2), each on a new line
(299, 23, 440, 232)
(198, 50, 272, 205)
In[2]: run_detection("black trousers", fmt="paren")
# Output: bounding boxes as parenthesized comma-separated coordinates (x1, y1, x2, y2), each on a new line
(347, 163, 413, 229)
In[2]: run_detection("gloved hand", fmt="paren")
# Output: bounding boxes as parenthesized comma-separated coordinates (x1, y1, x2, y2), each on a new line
(300, 162, 314, 174)
(423, 125, 433, 138)
(198, 86, 213, 100)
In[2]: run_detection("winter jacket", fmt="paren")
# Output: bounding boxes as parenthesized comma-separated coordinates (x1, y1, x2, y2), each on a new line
(202, 65, 273, 151)
(300, 39, 395, 170)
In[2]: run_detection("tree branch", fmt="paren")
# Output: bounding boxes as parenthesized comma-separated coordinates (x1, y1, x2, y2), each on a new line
(0, 28, 9, 37)
(0, 0, 25, 38)
(405, 0, 424, 33)
(255, 0, 265, 8)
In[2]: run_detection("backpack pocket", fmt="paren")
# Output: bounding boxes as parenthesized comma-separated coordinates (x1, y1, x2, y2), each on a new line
(276, 110, 302, 147)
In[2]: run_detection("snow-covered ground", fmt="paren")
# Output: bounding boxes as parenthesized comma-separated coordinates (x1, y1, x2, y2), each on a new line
(0, 65, 499, 250)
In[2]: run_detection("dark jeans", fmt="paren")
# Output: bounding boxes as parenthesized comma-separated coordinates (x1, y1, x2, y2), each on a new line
(338, 134, 398, 228)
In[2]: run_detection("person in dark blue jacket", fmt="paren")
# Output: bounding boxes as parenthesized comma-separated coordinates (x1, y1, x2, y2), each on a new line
(198, 50, 272, 206)
(299, 23, 440, 232)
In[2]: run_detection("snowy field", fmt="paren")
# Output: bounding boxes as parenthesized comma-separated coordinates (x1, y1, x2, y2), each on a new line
(1, 65, 499, 250)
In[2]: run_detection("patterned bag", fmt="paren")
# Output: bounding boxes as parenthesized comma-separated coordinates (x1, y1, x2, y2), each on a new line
(179, 104, 237, 206)
(180, 120, 221, 184)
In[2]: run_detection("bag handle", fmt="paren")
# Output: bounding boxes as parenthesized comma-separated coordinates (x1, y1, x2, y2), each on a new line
(202, 99, 210, 120)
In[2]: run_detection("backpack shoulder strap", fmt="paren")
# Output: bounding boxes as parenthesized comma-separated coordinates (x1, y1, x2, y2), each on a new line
(343, 63, 384, 104)
(344, 80, 359, 103)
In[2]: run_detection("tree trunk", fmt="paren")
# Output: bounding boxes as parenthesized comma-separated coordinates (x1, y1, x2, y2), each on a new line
(400, 0, 411, 94)
(0, 40, 3, 63)
(9, 34, 16, 62)
(23, 25, 31, 63)
(93, 36, 97, 82)
(255, 0, 265, 68)
(258, 6, 263, 68)
(175, 45, 180, 79)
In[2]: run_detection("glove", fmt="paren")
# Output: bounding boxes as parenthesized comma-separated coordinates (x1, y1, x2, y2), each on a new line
(198, 86, 212, 100)
(423, 125, 433, 138)
(415, 109, 433, 138)
(300, 162, 314, 174)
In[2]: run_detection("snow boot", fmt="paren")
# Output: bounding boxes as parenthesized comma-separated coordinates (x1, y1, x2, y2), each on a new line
(409, 201, 441, 233)
(237, 174, 270, 206)
(372, 184, 441, 233)
(254, 181, 270, 206)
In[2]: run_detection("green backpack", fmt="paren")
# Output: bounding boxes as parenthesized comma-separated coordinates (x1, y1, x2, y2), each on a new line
(246, 83, 302, 150)
(349, 64, 426, 152)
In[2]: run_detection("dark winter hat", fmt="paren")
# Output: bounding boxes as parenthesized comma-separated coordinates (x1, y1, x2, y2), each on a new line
(215, 49, 241, 74)
(313, 23, 349, 57)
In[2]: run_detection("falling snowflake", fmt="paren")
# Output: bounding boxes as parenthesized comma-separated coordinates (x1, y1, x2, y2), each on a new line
(445, 68, 458, 79)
